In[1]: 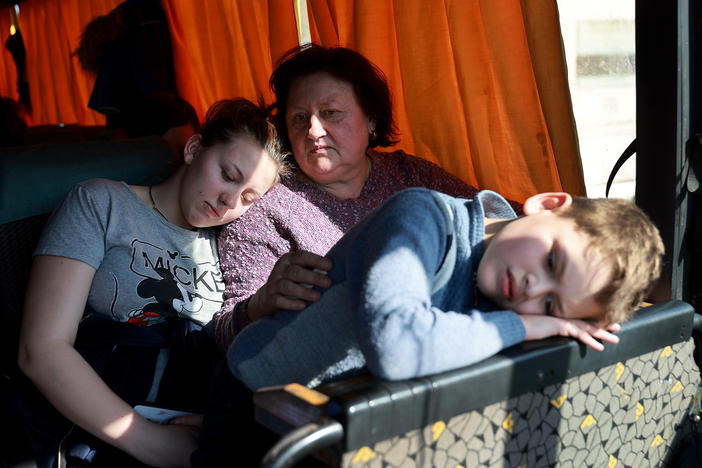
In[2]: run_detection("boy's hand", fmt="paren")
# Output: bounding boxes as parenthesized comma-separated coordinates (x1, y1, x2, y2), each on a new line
(519, 314, 621, 351)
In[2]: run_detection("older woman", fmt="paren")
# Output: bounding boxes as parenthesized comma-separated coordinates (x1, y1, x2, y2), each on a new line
(212, 44, 481, 353)
(193, 45, 489, 468)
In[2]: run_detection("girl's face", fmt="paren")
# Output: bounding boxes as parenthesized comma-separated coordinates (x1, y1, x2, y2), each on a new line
(179, 134, 278, 229)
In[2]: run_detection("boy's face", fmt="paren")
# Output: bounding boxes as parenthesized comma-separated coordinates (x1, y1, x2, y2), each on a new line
(477, 193, 612, 322)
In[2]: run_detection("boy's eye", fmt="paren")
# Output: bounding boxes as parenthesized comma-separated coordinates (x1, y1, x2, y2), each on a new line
(545, 295, 555, 316)
(546, 248, 556, 272)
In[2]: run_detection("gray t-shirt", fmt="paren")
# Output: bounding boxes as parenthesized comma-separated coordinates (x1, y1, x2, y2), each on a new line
(35, 178, 224, 326)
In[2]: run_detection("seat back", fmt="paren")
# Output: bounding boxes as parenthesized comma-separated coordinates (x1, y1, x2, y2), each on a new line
(254, 301, 702, 467)
(0, 137, 175, 377)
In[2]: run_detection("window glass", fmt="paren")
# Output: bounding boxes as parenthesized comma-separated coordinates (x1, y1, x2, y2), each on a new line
(557, 1, 636, 199)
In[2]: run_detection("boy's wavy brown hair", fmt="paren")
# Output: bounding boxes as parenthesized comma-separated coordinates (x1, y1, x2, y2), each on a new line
(556, 197, 664, 324)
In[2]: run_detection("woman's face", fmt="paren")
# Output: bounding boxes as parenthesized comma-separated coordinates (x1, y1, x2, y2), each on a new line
(285, 72, 374, 185)
(179, 134, 278, 229)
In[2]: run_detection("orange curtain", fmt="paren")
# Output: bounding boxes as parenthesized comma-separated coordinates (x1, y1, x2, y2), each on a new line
(521, 0, 585, 197)
(0, 0, 299, 128)
(0, 6, 19, 101)
(19, 0, 120, 125)
(160, 0, 299, 120)
(306, 0, 585, 201)
(2, 0, 584, 200)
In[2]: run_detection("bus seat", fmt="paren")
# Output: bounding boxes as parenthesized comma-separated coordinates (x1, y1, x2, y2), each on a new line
(254, 301, 702, 467)
(0, 137, 174, 467)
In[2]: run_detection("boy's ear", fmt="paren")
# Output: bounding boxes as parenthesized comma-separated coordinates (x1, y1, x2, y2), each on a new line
(183, 134, 202, 165)
(522, 192, 573, 215)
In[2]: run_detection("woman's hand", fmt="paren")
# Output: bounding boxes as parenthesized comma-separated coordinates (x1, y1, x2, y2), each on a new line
(248, 250, 333, 320)
(519, 314, 621, 351)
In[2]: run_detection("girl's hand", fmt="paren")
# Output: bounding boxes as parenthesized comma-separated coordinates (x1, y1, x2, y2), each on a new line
(169, 413, 203, 429)
(519, 314, 620, 351)
(248, 250, 332, 320)
(127, 417, 201, 468)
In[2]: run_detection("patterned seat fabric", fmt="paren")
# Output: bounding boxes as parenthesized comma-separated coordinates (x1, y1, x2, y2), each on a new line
(341, 340, 700, 468)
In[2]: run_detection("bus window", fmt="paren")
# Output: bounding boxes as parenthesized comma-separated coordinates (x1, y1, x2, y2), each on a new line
(557, 0, 636, 199)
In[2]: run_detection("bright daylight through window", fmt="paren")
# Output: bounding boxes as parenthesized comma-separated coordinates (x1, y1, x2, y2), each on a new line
(557, 0, 636, 200)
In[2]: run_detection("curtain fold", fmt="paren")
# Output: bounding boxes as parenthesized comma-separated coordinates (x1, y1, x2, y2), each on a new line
(305, 0, 584, 201)
(521, 0, 586, 196)
(161, 0, 299, 120)
(0, 7, 19, 101)
(20, 0, 120, 125)
(2, 0, 299, 126)
(0, 0, 583, 200)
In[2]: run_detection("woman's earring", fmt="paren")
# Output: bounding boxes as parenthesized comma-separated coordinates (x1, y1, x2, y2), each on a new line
(369, 129, 377, 142)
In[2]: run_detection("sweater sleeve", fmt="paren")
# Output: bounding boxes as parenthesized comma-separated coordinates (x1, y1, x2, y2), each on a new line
(213, 198, 292, 353)
(340, 189, 525, 380)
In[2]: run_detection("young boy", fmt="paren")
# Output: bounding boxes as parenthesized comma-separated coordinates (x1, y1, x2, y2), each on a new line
(227, 188, 664, 390)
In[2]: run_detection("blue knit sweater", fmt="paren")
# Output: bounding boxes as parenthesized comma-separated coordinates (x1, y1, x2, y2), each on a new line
(229, 188, 526, 389)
